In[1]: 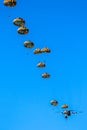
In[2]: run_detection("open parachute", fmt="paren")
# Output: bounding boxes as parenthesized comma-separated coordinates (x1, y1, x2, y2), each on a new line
(4, 0, 16, 7)
(61, 104, 68, 109)
(41, 47, 51, 53)
(50, 100, 58, 106)
(17, 26, 29, 34)
(37, 62, 46, 67)
(24, 40, 34, 48)
(42, 72, 50, 78)
(33, 48, 42, 54)
(13, 17, 25, 26)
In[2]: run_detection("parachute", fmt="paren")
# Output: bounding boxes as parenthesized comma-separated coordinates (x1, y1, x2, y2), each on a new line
(41, 47, 51, 53)
(50, 100, 58, 106)
(33, 48, 42, 54)
(13, 17, 25, 26)
(61, 104, 68, 109)
(17, 26, 29, 34)
(41, 72, 50, 78)
(24, 40, 34, 48)
(4, 0, 16, 7)
(37, 62, 45, 67)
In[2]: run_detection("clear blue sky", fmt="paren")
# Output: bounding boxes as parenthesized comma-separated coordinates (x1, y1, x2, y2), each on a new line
(0, 0, 87, 129)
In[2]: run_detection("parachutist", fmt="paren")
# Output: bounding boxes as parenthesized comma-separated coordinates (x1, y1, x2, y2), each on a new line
(64, 115, 68, 118)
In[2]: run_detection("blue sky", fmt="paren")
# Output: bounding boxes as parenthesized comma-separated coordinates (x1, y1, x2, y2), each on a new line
(0, 0, 87, 129)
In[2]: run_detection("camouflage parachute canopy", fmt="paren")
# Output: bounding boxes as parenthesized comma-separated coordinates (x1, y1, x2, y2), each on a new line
(17, 26, 29, 34)
(33, 48, 42, 54)
(61, 104, 68, 109)
(63, 110, 70, 115)
(37, 62, 45, 67)
(4, 0, 16, 6)
(13, 17, 25, 26)
(50, 100, 58, 106)
(41, 47, 51, 53)
(24, 40, 34, 48)
(42, 72, 50, 78)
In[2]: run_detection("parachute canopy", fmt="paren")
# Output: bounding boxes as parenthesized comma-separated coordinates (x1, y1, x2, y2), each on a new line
(13, 17, 25, 26)
(61, 104, 68, 109)
(4, 0, 16, 7)
(17, 26, 29, 34)
(42, 72, 50, 78)
(33, 48, 42, 54)
(37, 62, 45, 67)
(50, 100, 58, 106)
(24, 40, 34, 48)
(41, 47, 51, 53)
(63, 110, 70, 115)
